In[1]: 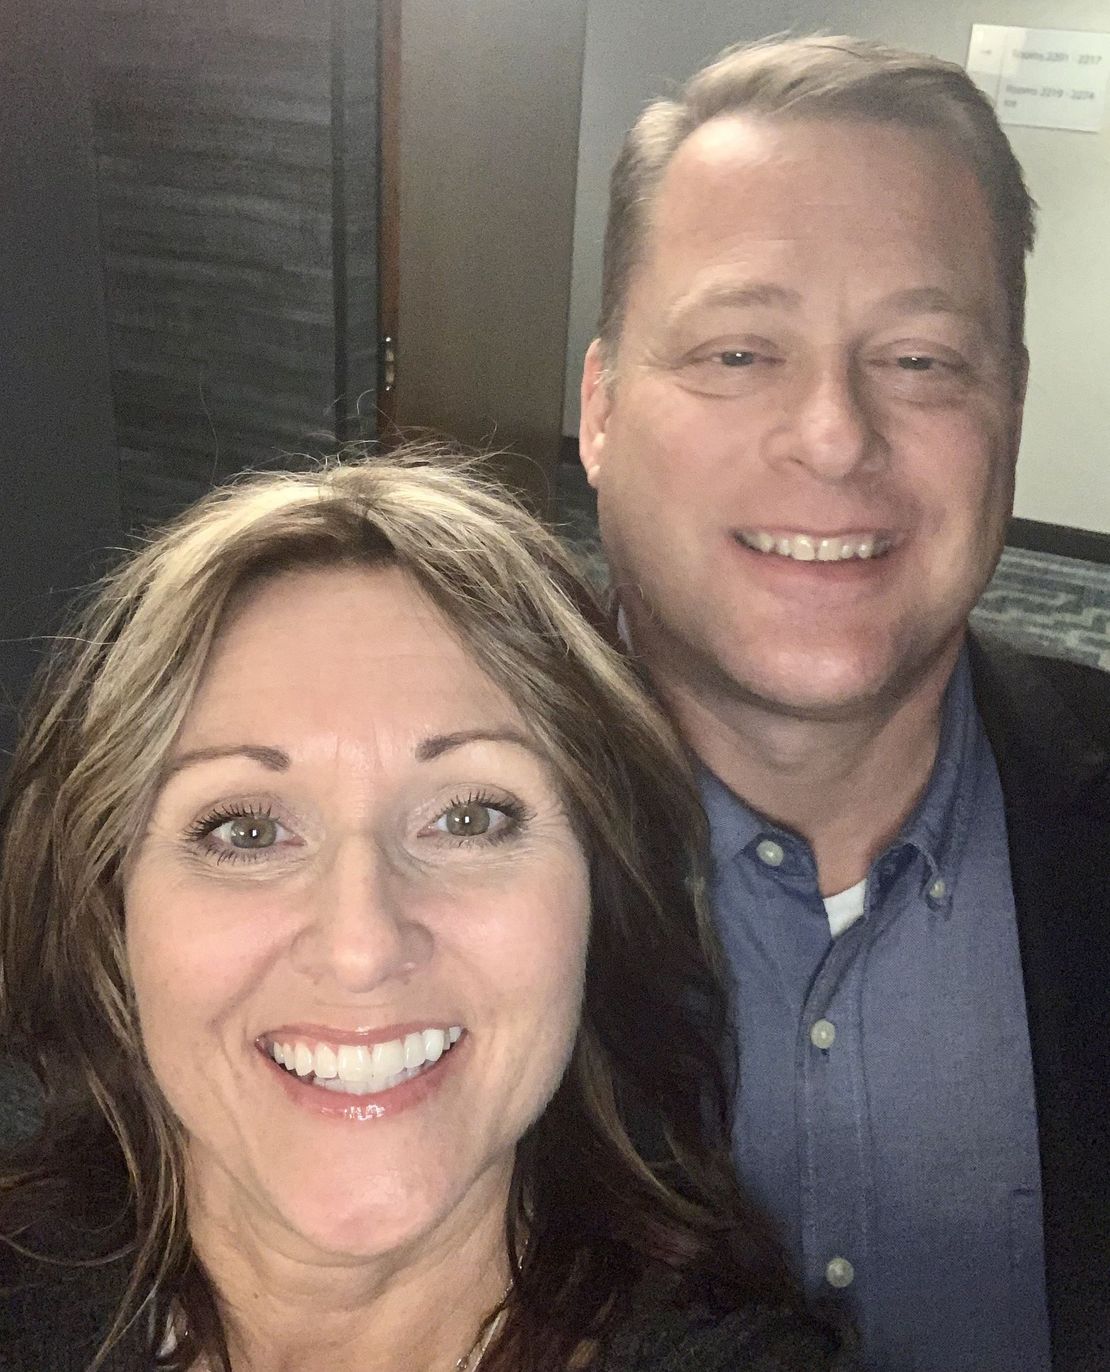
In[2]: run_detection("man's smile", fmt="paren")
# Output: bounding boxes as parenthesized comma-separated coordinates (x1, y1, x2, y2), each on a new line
(734, 529, 897, 561)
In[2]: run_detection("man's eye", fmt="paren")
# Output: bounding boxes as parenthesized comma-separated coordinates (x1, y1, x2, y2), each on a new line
(896, 354, 937, 371)
(717, 350, 757, 367)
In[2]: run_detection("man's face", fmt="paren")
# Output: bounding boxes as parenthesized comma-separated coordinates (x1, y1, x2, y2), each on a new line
(581, 116, 1024, 722)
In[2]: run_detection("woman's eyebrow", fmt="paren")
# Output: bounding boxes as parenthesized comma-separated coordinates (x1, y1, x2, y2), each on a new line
(157, 732, 538, 786)
(159, 744, 291, 786)
(414, 728, 539, 763)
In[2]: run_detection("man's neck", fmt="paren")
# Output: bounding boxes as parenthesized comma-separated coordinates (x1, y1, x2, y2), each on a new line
(658, 648, 960, 896)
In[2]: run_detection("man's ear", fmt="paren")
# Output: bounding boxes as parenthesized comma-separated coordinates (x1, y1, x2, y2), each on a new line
(579, 339, 611, 489)
(1010, 345, 1030, 463)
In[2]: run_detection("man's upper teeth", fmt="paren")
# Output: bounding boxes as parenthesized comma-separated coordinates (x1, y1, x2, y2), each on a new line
(744, 531, 888, 560)
(269, 1026, 462, 1091)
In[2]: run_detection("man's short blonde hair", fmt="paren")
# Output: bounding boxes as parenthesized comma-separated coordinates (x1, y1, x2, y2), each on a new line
(600, 35, 1036, 372)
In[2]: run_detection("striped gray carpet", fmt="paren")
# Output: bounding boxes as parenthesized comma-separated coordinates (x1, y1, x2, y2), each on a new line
(971, 547, 1110, 671)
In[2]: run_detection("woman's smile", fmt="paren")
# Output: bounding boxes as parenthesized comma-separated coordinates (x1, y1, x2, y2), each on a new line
(258, 1024, 466, 1120)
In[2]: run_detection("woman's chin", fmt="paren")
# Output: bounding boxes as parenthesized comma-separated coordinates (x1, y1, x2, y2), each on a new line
(255, 1185, 456, 1264)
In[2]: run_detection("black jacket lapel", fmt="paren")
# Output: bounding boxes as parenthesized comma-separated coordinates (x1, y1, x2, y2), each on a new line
(969, 634, 1110, 1370)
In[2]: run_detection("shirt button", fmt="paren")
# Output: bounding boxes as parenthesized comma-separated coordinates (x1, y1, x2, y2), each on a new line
(825, 1256, 855, 1289)
(927, 877, 947, 902)
(756, 838, 785, 868)
(810, 1018, 836, 1050)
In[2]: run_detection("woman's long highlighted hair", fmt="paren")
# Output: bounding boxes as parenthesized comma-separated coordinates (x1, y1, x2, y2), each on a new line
(0, 448, 798, 1370)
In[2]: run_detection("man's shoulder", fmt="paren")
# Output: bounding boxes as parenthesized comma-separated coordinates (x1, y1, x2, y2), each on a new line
(1024, 650, 1110, 737)
(968, 633, 1110, 780)
(598, 1296, 851, 1372)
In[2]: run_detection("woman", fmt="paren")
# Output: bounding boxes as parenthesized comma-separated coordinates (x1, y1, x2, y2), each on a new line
(0, 450, 847, 1371)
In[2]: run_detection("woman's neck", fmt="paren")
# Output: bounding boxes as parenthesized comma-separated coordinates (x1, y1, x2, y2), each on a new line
(185, 1162, 513, 1372)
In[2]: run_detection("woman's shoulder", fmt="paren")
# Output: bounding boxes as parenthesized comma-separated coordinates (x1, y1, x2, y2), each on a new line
(598, 1291, 856, 1372)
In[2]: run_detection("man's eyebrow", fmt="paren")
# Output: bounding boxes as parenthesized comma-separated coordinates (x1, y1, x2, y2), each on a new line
(414, 728, 540, 763)
(159, 744, 291, 785)
(667, 281, 802, 326)
(877, 287, 981, 319)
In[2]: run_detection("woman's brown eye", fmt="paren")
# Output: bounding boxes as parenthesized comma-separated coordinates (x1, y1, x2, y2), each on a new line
(227, 816, 279, 849)
(441, 803, 492, 837)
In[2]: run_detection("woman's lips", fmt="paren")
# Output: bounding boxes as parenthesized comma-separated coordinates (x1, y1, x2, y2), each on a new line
(258, 1024, 465, 1121)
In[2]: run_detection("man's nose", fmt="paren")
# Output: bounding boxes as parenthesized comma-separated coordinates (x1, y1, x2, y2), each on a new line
(777, 358, 882, 482)
(290, 838, 433, 993)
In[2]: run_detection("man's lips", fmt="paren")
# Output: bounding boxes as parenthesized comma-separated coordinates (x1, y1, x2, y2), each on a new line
(734, 528, 899, 562)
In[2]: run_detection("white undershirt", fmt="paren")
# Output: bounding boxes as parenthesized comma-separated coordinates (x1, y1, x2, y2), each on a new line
(823, 878, 868, 938)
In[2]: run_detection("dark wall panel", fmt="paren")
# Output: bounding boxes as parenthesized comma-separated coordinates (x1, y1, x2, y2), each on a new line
(1, 0, 380, 762)
(332, 0, 380, 436)
(0, 0, 123, 763)
(91, 0, 379, 527)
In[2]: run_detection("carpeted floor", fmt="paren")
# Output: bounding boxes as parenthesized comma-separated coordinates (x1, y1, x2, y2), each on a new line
(552, 462, 1110, 673)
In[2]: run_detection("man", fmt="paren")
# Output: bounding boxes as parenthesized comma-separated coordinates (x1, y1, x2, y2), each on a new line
(579, 35, 1109, 1372)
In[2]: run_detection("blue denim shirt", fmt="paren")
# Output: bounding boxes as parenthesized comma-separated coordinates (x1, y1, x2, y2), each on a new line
(702, 649, 1051, 1372)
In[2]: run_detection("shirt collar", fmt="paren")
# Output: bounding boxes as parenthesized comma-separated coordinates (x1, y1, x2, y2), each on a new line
(700, 760, 768, 869)
(895, 644, 978, 898)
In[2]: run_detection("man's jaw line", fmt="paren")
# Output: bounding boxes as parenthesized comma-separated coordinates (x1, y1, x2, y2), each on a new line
(621, 585, 964, 772)
(652, 629, 961, 888)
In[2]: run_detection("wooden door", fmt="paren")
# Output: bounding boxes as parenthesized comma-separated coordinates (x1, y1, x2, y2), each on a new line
(384, 0, 588, 512)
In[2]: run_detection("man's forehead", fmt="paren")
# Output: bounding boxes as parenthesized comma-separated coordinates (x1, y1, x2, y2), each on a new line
(661, 280, 996, 334)
(631, 113, 1003, 319)
(654, 114, 985, 235)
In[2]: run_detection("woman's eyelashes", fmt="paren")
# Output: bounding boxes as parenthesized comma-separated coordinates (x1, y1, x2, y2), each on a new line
(180, 788, 533, 866)
(185, 801, 300, 865)
(420, 790, 531, 848)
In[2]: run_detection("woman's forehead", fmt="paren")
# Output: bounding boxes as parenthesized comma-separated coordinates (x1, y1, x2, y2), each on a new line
(175, 565, 538, 774)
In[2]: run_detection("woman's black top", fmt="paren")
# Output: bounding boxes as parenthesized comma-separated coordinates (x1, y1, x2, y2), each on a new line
(0, 1241, 853, 1371)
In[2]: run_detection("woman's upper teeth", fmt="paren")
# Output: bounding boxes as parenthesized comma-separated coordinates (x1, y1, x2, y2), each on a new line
(740, 530, 892, 561)
(267, 1027, 462, 1090)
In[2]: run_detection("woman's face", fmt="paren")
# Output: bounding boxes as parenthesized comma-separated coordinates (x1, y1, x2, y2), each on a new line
(125, 565, 591, 1263)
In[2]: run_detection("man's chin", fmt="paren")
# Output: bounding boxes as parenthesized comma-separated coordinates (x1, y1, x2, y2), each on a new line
(708, 639, 950, 724)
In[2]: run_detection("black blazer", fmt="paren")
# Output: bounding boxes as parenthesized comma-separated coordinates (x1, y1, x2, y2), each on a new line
(969, 636, 1110, 1371)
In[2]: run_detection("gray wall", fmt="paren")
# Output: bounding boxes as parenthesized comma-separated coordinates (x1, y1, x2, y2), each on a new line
(564, 0, 1110, 536)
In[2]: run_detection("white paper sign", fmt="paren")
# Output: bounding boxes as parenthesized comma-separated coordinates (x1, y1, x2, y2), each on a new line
(966, 24, 1110, 132)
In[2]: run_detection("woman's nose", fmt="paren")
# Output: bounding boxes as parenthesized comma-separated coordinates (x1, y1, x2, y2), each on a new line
(290, 838, 434, 994)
